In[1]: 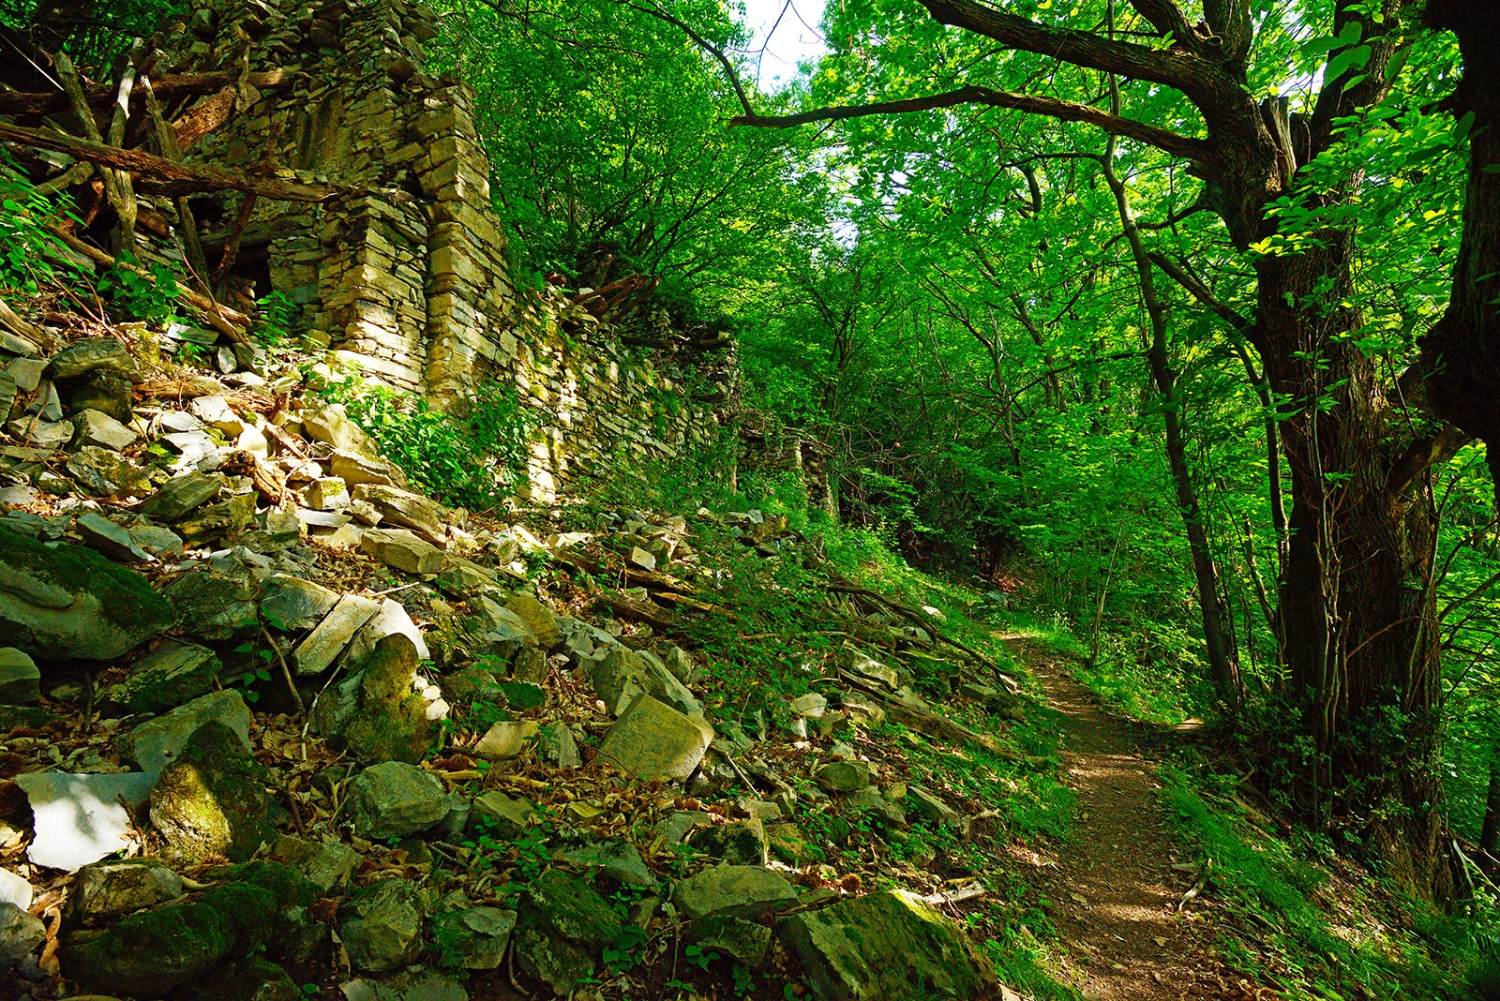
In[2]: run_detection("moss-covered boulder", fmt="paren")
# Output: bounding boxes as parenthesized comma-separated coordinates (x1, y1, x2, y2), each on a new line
(514, 869, 621, 994)
(340, 878, 428, 972)
(149, 721, 278, 862)
(163, 570, 259, 642)
(97, 641, 220, 715)
(777, 889, 998, 1001)
(0, 527, 176, 661)
(65, 862, 315, 998)
(317, 634, 436, 764)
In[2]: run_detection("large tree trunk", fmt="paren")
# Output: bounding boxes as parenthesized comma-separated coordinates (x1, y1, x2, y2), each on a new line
(1256, 237, 1453, 894)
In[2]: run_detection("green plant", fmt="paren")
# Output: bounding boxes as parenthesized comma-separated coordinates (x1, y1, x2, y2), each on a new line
(602, 925, 648, 973)
(0, 155, 77, 294)
(98, 257, 180, 324)
(253, 290, 300, 347)
(319, 376, 534, 509)
(229, 639, 276, 704)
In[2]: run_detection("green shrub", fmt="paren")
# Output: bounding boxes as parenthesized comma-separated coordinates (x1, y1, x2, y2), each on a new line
(319, 376, 534, 510)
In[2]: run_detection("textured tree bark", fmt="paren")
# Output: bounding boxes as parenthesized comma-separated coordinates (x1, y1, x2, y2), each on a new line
(1421, 0, 1500, 490)
(1481, 760, 1500, 856)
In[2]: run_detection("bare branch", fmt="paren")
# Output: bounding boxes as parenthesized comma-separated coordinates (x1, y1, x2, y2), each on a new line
(0, 119, 341, 202)
(732, 85, 1208, 162)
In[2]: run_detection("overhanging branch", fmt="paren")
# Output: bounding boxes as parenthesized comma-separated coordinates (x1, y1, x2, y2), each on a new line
(731, 85, 1208, 163)
(917, 0, 1215, 98)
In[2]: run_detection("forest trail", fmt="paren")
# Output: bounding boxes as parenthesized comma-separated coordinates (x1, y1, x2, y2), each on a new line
(1023, 651, 1233, 1001)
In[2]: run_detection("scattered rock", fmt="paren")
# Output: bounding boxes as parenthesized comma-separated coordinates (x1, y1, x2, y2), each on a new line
(175, 492, 256, 546)
(0, 528, 177, 660)
(340, 878, 426, 972)
(346, 761, 451, 840)
(779, 889, 999, 1001)
(470, 790, 539, 839)
(907, 786, 960, 825)
(672, 865, 798, 921)
(117, 689, 253, 772)
(506, 593, 560, 648)
(16, 770, 158, 870)
(596, 693, 714, 782)
(0, 903, 44, 964)
(0, 647, 40, 704)
(293, 593, 380, 675)
(342, 970, 468, 1001)
(361, 527, 447, 574)
(259, 574, 341, 631)
(324, 634, 438, 764)
(74, 511, 152, 562)
(163, 570, 259, 641)
(346, 597, 430, 663)
(150, 720, 279, 862)
(329, 449, 408, 489)
(473, 719, 538, 759)
(65, 862, 317, 998)
(302, 404, 378, 456)
(690, 818, 768, 866)
(432, 906, 517, 969)
(588, 647, 703, 719)
(349, 483, 448, 544)
(816, 760, 873, 793)
(514, 869, 622, 994)
(140, 471, 223, 522)
(97, 641, 219, 715)
(271, 834, 360, 894)
(69, 858, 184, 926)
(71, 408, 137, 450)
(46, 337, 142, 382)
(0, 868, 31, 911)
(65, 445, 151, 495)
(560, 839, 659, 891)
(686, 914, 772, 967)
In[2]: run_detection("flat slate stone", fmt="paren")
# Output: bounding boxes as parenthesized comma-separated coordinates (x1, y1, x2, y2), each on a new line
(596, 693, 713, 782)
(0, 647, 40, 704)
(259, 573, 341, 631)
(361, 527, 447, 574)
(140, 471, 223, 522)
(0, 529, 176, 661)
(116, 689, 252, 772)
(294, 592, 380, 675)
(17, 770, 158, 871)
(671, 865, 797, 921)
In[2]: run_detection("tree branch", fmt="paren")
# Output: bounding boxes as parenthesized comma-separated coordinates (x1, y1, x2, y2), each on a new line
(0, 119, 340, 202)
(732, 85, 1208, 162)
(1127, 0, 1197, 50)
(916, 0, 1215, 98)
(618, 0, 756, 118)
(0, 69, 292, 115)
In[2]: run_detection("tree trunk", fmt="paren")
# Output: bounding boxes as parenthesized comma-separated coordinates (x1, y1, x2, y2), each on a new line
(1257, 240, 1451, 895)
(1481, 760, 1500, 856)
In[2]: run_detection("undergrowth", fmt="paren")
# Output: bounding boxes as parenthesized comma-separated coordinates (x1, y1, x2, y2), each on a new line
(316, 373, 534, 510)
(1161, 761, 1492, 1000)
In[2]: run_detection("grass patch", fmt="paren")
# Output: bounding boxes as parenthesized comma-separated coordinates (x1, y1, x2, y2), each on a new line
(1160, 763, 1487, 1000)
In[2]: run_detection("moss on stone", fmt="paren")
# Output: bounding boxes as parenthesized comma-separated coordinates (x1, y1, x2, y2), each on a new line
(0, 526, 176, 635)
(66, 862, 317, 998)
(149, 721, 278, 861)
(336, 635, 436, 764)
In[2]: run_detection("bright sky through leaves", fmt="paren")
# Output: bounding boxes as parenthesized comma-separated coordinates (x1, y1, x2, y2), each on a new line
(737, 0, 826, 90)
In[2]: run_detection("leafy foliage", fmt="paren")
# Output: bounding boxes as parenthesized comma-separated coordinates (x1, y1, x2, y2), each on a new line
(319, 376, 535, 510)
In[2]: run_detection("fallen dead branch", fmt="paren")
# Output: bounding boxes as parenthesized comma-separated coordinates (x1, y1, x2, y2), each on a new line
(0, 119, 339, 202)
(0, 68, 293, 115)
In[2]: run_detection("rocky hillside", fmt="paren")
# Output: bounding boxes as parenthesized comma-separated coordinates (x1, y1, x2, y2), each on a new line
(0, 317, 1049, 1000)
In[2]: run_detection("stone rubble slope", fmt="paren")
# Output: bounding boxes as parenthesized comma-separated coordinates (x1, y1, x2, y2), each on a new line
(0, 324, 1034, 1001)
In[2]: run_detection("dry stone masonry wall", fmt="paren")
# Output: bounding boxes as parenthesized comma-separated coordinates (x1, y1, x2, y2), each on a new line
(148, 0, 737, 501)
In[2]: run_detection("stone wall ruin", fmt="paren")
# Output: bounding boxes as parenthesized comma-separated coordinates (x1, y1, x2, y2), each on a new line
(146, 0, 738, 501)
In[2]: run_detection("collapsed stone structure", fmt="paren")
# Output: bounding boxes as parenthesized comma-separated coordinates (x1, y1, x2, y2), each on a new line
(145, 0, 739, 500)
